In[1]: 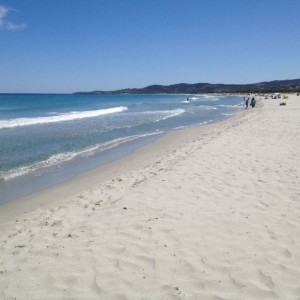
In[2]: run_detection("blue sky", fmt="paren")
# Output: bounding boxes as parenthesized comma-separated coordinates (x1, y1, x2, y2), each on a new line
(0, 0, 300, 93)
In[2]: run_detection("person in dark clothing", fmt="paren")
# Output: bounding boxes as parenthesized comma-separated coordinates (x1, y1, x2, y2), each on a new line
(245, 98, 249, 109)
(250, 97, 256, 108)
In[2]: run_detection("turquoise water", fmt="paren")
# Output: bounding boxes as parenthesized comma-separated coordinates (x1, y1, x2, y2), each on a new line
(0, 93, 243, 202)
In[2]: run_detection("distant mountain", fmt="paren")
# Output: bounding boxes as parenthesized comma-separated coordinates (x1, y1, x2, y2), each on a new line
(74, 79, 300, 94)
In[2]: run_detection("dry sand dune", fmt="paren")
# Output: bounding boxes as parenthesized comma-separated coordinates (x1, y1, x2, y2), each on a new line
(0, 95, 300, 299)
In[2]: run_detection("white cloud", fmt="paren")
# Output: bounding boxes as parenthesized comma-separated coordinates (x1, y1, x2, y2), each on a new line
(0, 5, 26, 31)
(6, 21, 26, 31)
(0, 5, 9, 27)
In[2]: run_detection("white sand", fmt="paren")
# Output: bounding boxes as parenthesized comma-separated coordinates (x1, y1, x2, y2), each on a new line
(1, 95, 300, 299)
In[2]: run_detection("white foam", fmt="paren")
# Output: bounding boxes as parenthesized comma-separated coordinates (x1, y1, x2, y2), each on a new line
(3, 131, 163, 180)
(198, 105, 217, 110)
(0, 106, 128, 129)
(173, 125, 189, 130)
(159, 109, 185, 120)
(173, 119, 213, 130)
(132, 109, 185, 121)
(196, 120, 213, 126)
(200, 95, 221, 101)
(221, 113, 235, 116)
(218, 103, 243, 108)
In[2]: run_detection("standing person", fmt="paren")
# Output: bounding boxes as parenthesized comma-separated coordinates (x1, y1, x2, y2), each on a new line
(245, 98, 249, 109)
(250, 97, 256, 108)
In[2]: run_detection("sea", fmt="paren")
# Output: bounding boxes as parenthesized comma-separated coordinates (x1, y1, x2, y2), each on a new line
(0, 93, 244, 203)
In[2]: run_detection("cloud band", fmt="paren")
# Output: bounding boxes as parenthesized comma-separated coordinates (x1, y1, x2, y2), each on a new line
(0, 5, 26, 31)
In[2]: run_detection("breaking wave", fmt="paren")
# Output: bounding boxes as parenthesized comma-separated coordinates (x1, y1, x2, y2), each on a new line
(200, 95, 221, 101)
(131, 109, 185, 121)
(2, 131, 163, 180)
(0, 106, 128, 129)
(218, 102, 243, 108)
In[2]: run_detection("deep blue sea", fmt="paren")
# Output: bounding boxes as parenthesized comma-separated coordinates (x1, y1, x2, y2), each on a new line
(0, 93, 243, 202)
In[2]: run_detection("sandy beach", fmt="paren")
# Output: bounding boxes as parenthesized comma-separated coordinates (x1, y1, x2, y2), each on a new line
(0, 94, 300, 299)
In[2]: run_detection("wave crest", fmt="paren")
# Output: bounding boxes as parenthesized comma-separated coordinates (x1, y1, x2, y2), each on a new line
(0, 106, 128, 129)
(2, 131, 163, 180)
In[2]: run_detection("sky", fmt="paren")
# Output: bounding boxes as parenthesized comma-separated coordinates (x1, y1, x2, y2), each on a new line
(0, 0, 300, 93)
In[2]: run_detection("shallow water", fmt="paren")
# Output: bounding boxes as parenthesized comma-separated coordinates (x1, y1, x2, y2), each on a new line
(0, 93, 243, 202)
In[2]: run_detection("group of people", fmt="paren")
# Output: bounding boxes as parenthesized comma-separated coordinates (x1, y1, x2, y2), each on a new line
(245, 97, 256, 109)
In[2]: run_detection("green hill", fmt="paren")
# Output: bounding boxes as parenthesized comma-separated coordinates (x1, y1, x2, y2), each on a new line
(74, 79, 300, 94)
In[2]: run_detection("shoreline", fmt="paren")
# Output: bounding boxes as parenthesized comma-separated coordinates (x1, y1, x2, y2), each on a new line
(0, 93, 243, 204)
(0, 107, 245, 230)
(1, 94, 300, 299)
